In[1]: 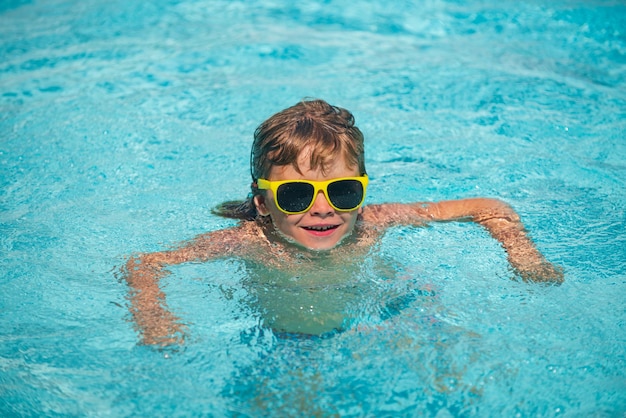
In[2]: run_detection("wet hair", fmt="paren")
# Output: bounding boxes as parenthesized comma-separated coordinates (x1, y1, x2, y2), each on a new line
(213, 99, 366, 220)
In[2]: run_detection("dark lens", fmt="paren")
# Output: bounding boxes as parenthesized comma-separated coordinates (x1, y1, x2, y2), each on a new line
(327, 180, 363, 210)
(276, 182, 315, 213)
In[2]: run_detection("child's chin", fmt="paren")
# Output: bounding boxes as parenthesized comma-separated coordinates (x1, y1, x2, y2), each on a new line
(276, 227, 348, 251)
(296, 233, 349, 252)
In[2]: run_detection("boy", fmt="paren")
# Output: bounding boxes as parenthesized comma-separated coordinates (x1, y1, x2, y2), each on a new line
(125, 99, 563, 345)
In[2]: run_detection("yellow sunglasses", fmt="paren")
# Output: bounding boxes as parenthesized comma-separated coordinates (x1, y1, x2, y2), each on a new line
(256, 175, 369, 215)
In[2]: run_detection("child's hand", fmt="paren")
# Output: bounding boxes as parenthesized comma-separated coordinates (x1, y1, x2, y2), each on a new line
(140, 322, 187, 347)
(515, 260, 564, 284)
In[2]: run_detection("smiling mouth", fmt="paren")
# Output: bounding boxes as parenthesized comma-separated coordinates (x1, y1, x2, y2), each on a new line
(302, 225, 339, 232)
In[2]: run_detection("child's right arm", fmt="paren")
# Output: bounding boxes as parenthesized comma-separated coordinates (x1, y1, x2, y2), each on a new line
(123, 224, 255, 346)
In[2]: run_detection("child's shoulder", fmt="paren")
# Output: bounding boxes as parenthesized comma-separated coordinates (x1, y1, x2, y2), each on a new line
(360, 202, 432, 227)
(183, 220, 270, 259)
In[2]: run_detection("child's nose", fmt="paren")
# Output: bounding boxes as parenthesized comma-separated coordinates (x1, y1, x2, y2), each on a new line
(309, 191, 334, 215)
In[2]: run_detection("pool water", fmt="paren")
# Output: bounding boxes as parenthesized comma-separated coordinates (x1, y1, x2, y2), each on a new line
(1, 0, 625, 416)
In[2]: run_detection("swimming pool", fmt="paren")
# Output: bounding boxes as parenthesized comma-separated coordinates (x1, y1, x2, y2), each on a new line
(1, 0, 625, 415)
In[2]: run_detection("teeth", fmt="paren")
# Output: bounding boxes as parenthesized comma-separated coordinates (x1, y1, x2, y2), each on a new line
(306, 225, 335, 231)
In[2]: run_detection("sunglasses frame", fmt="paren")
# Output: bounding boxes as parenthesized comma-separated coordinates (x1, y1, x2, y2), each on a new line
(256, 175, 369, 215)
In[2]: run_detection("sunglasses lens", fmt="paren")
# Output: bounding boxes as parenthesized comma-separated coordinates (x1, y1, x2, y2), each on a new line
(276, 182, 315, 213)
(327, 179, 364, 210)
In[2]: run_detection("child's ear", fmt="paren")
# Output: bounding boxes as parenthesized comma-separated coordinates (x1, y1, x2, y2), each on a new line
(253, 194, 270, 216)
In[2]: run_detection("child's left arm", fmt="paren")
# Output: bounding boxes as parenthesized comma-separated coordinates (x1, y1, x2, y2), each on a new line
(363, 198, 563, 283)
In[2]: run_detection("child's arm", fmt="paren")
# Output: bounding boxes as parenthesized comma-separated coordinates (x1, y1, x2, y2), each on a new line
(123, 225, 254, 346)
(362, 198, 563, 283)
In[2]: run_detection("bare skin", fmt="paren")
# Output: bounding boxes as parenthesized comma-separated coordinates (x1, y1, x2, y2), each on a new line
(124, 152, 562, 345)
(123, 193, 563, 346)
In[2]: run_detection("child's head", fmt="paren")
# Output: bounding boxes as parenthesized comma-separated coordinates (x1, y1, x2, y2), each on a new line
(248, 99, 368, 250)
(214, 99, 367, 249)
(250, 99, 366, 182)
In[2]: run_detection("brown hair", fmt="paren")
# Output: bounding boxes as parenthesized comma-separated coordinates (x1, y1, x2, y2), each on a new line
(213, 99, 366, 220)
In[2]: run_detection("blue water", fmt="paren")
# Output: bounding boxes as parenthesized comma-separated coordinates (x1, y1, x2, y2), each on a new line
(1, 0, 625, 416)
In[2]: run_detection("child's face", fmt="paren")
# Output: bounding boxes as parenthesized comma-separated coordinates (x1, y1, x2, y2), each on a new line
(254, 152, 362, 251)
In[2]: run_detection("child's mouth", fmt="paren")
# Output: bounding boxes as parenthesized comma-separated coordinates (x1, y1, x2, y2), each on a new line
(302, 224, 340, 234)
